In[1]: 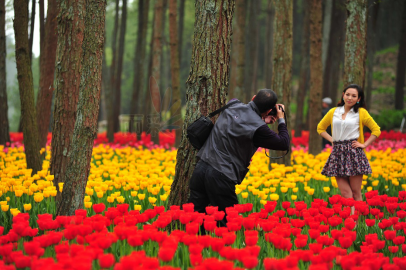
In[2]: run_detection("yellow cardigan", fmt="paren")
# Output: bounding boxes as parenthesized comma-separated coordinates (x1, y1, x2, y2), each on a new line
(317, 107, 381, 147)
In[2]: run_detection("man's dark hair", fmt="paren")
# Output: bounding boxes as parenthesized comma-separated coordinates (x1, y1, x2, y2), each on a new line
(253, 89, 278, 113)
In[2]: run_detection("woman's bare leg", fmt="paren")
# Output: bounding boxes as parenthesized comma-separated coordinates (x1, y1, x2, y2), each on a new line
(336, 177, 353, 198)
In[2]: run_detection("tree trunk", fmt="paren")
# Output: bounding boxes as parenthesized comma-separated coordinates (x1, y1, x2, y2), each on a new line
(395, 0, 405, 110)
(50, 0, 85, 194)
(365, 0, 379, 111)
(0, 0, 10, 145)
(264, 0, 274, 89)
(29, 0, 35, 61)
(269, 0, 292, 166)
(294, 0, 310, 137)
(229, 0, 247, 100)
(113, 0, 127, 133)
(129, 0, 149, 134)
(57, 0, 106, 216)
(322, 0, 332, 72)
(168, 0, 235, 207)
(308, 0, 323, 155)
(323, 0, 346, 103)
(178, 0, 185, 66)
(14, 0, 42, 174)
(149, 0, 165, 144)
(39, 0, 44, 58)
(36, 0, 58, 149)
(169, 0, 183, 147)
(343, 0, 367, 88)
(107, 0, 120, 142)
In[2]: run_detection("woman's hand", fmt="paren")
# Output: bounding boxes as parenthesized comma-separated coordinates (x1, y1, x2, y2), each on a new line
(352, 141, 366, 149)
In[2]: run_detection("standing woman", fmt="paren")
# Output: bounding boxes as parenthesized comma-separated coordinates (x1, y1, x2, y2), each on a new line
(317, 84, 381, 205)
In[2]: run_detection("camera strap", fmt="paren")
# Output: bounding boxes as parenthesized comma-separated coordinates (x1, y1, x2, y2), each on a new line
(264, 112, 290, 159)
(207, 100, 241, 118)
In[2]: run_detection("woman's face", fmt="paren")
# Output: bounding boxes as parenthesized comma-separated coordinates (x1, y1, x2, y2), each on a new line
(343, 88, 360, 108)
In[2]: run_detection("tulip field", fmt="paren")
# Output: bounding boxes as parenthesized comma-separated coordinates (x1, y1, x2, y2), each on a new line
(0, 131, 406, 269)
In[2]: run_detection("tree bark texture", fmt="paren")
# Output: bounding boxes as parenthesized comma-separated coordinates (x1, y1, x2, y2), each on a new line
(0, 0, 10, 145)
(169, 0, 183, 147)
(264, 0, 274, 89)
(107, 0, 120, 142)
(14, 0, 42, 174)
(29, 0, 36, 61)
(308, 0, 323, 155)
(395, 0, 405, 110)
(113, 0, 127, 133)
(36, 0, 58, 149)
(149, 0, 164, 143)
(57, 0, 106, 216)
(323, 0, 346, 103)
(270, 0, 292, 166)
(130, 0, 149, 119)
(322, 0, 332, 72)
(365, 0, 379, 111)
(51, 0, 85, 192)
(229, 0, 246, 100)
(343, 0, 367, 89)
(294, 0, 310, 137)
(39, 0, 44, 57)
(168, 0, 235, 208)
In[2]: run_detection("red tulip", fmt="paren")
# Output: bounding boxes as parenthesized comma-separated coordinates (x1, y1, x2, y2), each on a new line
(344, 218, 356, 230)
(388, 246, 399, 253)
(203, 220, 216, 232)
(127, 234, 144, 247)
(393, 236, 405, 245)
(384, 230, 396, 241)
(189, 253, 202, 266)
(205, 206, 218, 215)
(242, 256, 258, 269)
(186, 222, 199, 235)
(93, 203, 106, 214)
(242, 218, 256, 230)
(182, 203, 195, 213)
(214, 211, 225, 221)
(309, 229, 320, 240)
(338, 236, 352, 249)
(295, 237, 308, 248)
(99, 253, 115, 268)
(245, 235, 258, 246)
(210, 238, 225, 252)
(309, 243, 322, 254)
(158, 247, 177, 262)
(223, 232, 236, 245)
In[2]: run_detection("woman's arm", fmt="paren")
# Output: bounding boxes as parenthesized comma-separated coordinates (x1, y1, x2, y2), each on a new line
(352, 135, 377, 149)
(320, 131, 333, 145)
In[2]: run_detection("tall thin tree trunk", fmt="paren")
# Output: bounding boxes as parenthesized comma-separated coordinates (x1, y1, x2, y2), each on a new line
(168, 0, 235, 207)
(308, 0, 323, 155)
(129, 0, 149, 134)
(39, 0, 44, 58)
(169, 0, 183, 147)
(322, 0, 332, 72)
(343, 0, 368, 88)
(395, 0, 405, 110)
(178, 0, 185, 66)
(14, 0, 42, 174)
(143, 12, 155, 133)
(365, 0, 379, 111)
(29, 0, 36, 61)
(264, 0, 274, 89)
(113, 0, 127, 133)
(0, 0, 10, 145)
(107, 0, 120, 142)
(229, 0, 247, 100)
(36, 0, 58, 149)
(57, 0, 106, 216)
(159, 0, 168, 102)
(294, 0, 310, 137)
(323, 0, 346, 103)
(51, 0, 85, 194)
(269, 0, 292, 166)
(149, 0, 165, 144)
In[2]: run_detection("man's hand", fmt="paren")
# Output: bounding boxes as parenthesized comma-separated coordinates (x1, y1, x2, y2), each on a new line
(276, 104, 285, 119)
(263, 115, 277, 124)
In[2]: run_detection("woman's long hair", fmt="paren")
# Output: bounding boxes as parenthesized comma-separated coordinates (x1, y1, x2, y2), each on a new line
(337, 84, 366, 112)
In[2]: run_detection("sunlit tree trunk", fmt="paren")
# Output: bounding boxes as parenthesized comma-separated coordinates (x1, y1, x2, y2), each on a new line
(51, 0, 85, 194)
(169, 0, 183, 147)
(308, 0, 323, 155)
(0, 0, 10, 145)
(168, 0, 235, 207)
(36, 0, 58, 149)
(28, 0, 36, 61)
(269, 0, 292, 166)
(343, 0, 367, 88)
(14, 0, 42, 174)
(57, 0, 106, 216)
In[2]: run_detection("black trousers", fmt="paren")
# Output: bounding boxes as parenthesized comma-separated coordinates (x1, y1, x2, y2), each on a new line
(187, 160, 238, 227)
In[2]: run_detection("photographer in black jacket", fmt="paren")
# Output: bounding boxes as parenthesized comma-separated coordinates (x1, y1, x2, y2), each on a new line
(187, 89, 290, 228)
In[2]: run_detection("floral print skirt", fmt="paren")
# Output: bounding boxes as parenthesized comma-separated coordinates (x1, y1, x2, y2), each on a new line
(321, 139, 372, 177)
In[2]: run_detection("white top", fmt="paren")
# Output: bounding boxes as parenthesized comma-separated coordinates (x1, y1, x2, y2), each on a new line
(332, 106, 360, 141)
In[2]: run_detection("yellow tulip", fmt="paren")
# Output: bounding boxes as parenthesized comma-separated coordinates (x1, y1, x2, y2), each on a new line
(131, 191, 138, 197)
(292, 187, 298, 193)
(372, 181, 379, 187)
(97, 191, 104, 198)
(107, 196, 114, 203)
(160, 194, 168, 201)
(10, 208, 20, 217)
(34, 193, 44, 203)
(367, 186, 373, 192)
(291, 195, 297, 200)
(280, 187, 288, 193)
(85, 201, 92, 208)
(323, 187, 330, 193)
(148, 197, 157, 204)
(6, 197, 10, 202)
(1, 205, 9, 212)
(307, 189, 315, 196)
(15, 190, 24, 197)
(270, 193, 279, 201)
(134, 205, 142, 211)
(24, 204, 32, 211)
(138, 194, 145, 200)
(84, 196, 91, 202)
(0, 201, 7, 205)
(116, 196, 125, 203)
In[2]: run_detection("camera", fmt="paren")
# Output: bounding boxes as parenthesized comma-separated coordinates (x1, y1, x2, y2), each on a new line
(268, 105, 284, 116)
